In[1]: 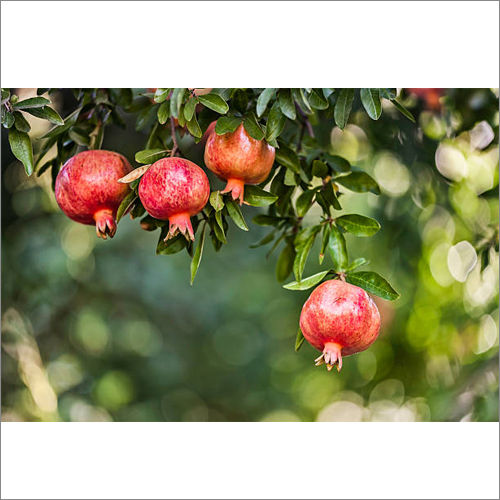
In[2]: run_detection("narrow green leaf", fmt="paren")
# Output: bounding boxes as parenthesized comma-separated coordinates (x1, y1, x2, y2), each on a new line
(278, 89, 296, 120)
(190, 223, 207, 285)
(215, 115, 242, 135)
(169, 88, 185, 118)
(319, 224, 330, 264)
(157, 232, 187, 255)
(265, 101, 286, 142)
(328, 224, 348, 271)
(347, 257, 369, 271)
(336, 171, 380, 194)
(225, 199, 248, 231)
(360, 88, 382, 120)
(2, 110, 15, 128)
(41, 107, 81, 139)
(13, 112, 31, 132)
(157, 101, 170, 124)
(275, 145, 300, 173)
(293, 228, 319, 281)
(390, 99, 416, 123)
(292, 88, 312, 114)
(256, 88, 276, 117)
(135, 149, 168, 164)
(116, 190, 137, 223)
(13, 97, 50, 110)
(336, 214, 381, 237)
(312, 159, 328, 178)
(243, 112, 265, 140)
(334, 88, 355, 129)
(284, 270, 329, 291)
(379, 88, 397, 100)
(184, 97, 197, 122)
(8, 129, 34, 175)
(295, 327, 305, 352)
(244, 185, 278, 207)
(154, 88, 171, 103)
(250, 230, 275, 248)
(252, 214, 284, 226)
(198, 93, 229, 114)
(276, 243, 295, 283)
(326, 155, 351, 174)
(308, 89, 329, 110)
(213, 213, 227, 243)
(25, 106, 64, 125)
(186, 114, 202, 138)
(296, 189, 316, 217)
(345, 271, 399, 301)
(210, 191, 224, 211)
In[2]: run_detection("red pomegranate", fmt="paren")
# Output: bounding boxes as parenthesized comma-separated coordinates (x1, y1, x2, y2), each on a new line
(204, 124, 275, 205)
(407, 88, 444, 111)
(55, 150, 132, 239)
(299, 279, 381, 372)
(138, 157, 210, 241)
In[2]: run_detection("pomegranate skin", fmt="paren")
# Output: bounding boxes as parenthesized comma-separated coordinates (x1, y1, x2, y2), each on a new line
(138, 157, 210, 240)
(204, 124, 275, 205)
(407, 88, 444, 110)
(299, 280, 381, 371)
(55, 150, 132, 239)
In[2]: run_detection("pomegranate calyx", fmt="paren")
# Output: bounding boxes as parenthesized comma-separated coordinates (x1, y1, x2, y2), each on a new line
(94, 209, 117, 239)
(314, 342, 343, 372)
(167, 212, 195, 241)
(221, 178, 247, 206)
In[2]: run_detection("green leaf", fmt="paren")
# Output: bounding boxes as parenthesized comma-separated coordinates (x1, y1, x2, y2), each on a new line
(135, 149, 168, 164)
(186, 114, 202, 138)
(345, 271, 399, 301)
(296, 189, 316, 217)
(328, 224, 348, 271)
(276, 243, 295, 283)
(293, 227, 320, 281)
(154, 88, 171, 103)
(292, 88, 312, 114)
(336, 171, 380, 194)
(213, 213, 227, 243)
(390, 99, 415, 123)
(275, 144, 300, 173)
(2, 110, 15, 128)
(13, 97, 50, 110)
(116, 190, 137, 223)
(157, 233, 187, 255)
(25, 106, 64, 125)
(250, 230, 275, 248)
(68, 128, 90, 146)
(225, 199, 248, 231)
(169, 88, 185, 118)
(326, 155, 351, 174)
(320, 181, 341, 211)
(157, 101, 170, 124)
(266, 101, 286, 142)
(190, 222, 207, 285)
(210, 191, 224, 211)
(278, 89, 296, 120)
(1, 88, 10, 100)
(379, 88, 397, 100)
(244, 185, 278, 207)
(334, 88, 355, 129)
(256, 88, 276, 117)
(41, 107, 80, 139)
(13, 112, 31, 132)
(295, 327, 305, 352)
(360, 88, 382, 120)
(215, 115, 242, 135)
(336, 214, 381, 237)
(347, 257, 369, 271)
(284, 270, 329, 291)
(198, 93, 229, 114)
(319, 224, 330, 264)
(312, 159, 328, 178)
(243, 112, 265, 140)
(8, 129, 34, 175)
(308, 89, 329, 110)
(252, 214, 284, 226)
(183, 97, 197, 122)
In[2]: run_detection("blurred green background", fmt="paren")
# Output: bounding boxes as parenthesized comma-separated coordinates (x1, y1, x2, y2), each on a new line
(2, 88, 499, 422)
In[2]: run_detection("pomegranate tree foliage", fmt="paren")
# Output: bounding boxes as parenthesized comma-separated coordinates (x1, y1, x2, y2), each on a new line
(1, 88, 404, 310)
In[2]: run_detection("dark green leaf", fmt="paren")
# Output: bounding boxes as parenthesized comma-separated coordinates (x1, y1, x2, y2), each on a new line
(326, 155, 351, 174)
(275, 144, 300, 173)
(157, 233, 187, 255)
(198, 93, 229, 114)
(336, 214, 381, 237)
(135, 149, 168, 164)
(390, 99, 416, 123)
(295, 327, 305, 352)
(292, 88, 312, 114)
(225, 199, 248, 231)
(8, 129, 34, 175)
(243, 112, 265, 141)
(284, 270, 329, 291)
(336, 171, 380, 194)
(244, 186, 278, 207)
(25, 106, 64, 125)
(169, 88, 185, 118)
(13, 97, 50, 110)
(13, 112, 31, 132)
(345, 271, 399, 301)
(379, 88, 397, 100)
(321, 181, 342, 210)
(2, 110, 15, 128)
(319, 224, 330, 264)
(276, 243, 295, 283)
(308, 89, 329, 110)
(296, 189, 316, 217)
(157, 101, 170, 124)
(278, 89, 296, 120)
(256, 88, 276, 117)
(213, 213, 227, 243)
(210, 191, 224, 211)
(252, 214, 284, 226)
(68, 128, 90, 146)
(190, 222, 207, 285)
(116, 190, 137, 223)
(41, 107, 81, 139)
(186, 114, 202, 138)
(184, 97, 197, 122)
(266, 101, 286, 142)
(328, 224, 348, 271)
(334, 88, 355, 129)
(312, 159, 328, 178)
(360, 88, 382, 120)
(293, 227, 320, 281)
(215, 116, 242, 135)
(347, 257, 369, 271)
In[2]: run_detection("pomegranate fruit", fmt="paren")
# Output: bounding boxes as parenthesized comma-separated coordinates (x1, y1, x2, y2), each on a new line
(55, 150, 132, 239)
(204, 124, 275, 205)
(299, 279, 381, 372)
(138, 157, 210, 241)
